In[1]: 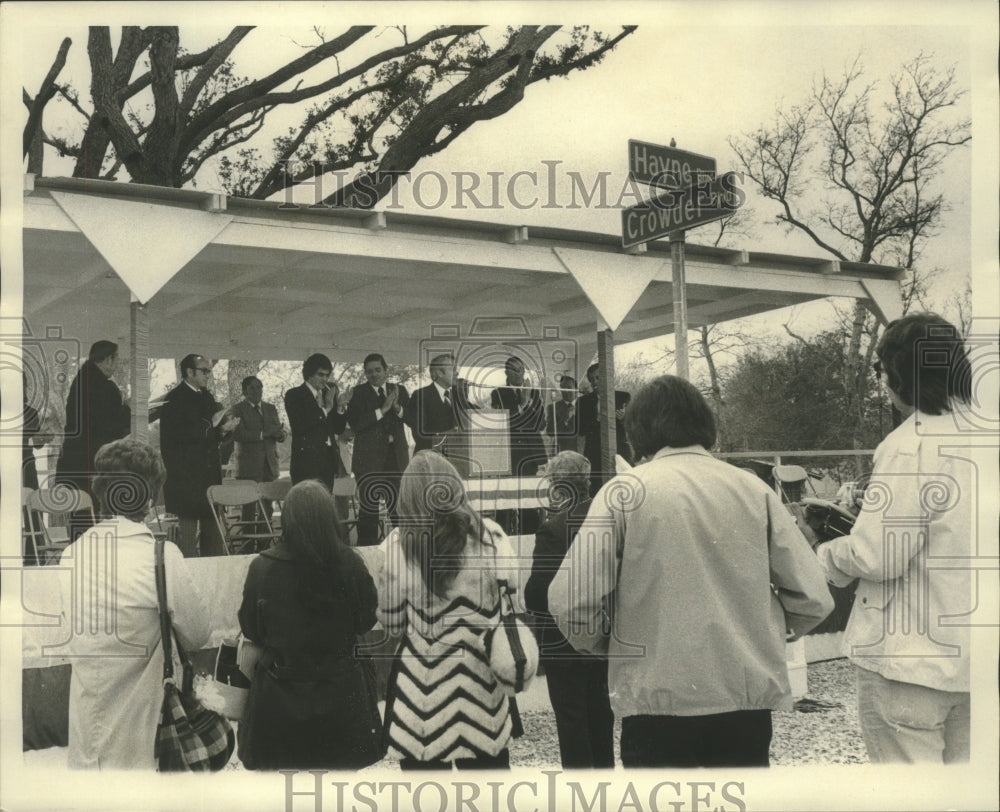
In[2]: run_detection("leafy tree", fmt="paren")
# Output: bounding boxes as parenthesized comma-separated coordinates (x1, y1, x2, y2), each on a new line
(728, 53, 970, 434)
(720, 329, 890, 462)
(23, 25, 636, 204)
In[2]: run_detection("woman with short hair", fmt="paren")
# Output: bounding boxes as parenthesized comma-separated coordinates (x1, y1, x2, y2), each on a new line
(550, 376, 833, 768)
(60, 439, 210, 769)
(378, 451, 519, 770)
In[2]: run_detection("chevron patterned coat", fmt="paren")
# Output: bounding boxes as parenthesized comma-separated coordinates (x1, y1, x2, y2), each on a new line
(377, 518, 518, 762)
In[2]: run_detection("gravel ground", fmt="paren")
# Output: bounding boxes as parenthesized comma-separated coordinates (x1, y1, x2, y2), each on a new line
(25, 658, 866, 772)
(357, 657, 867, 771)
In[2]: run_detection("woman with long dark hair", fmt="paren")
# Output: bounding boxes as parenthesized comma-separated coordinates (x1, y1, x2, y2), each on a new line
(378, 451, 519, 770)
(237, 480, 382, 770)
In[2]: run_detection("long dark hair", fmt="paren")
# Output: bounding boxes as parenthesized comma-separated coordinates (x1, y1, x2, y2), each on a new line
(280, 480, 353, 606)
(397, 451, 485, 600)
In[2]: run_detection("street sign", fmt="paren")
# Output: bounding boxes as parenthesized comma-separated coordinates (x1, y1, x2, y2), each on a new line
(628, 139, 716, 190)
(621, 172, 742, 248)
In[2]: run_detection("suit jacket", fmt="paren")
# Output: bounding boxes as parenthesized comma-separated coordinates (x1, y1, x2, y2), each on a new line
(284, 383, 347, 487)
(347, 383, 410, 478)
(491, 386, 547, 476)
(231, 398, 283, 482)
(545, 398, 580, 454)
(56, 361, 131, 493)
(160, 383, 225, 517)
(578, 390, 633, 474)
(406, 381, 476, 453)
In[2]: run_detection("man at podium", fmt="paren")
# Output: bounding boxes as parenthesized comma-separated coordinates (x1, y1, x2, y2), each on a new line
(490, 355, 547, 478)
(407, 353, 477, 453)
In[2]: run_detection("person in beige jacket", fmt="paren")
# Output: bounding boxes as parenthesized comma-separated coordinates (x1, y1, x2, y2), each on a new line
(549, 375, 832, 768)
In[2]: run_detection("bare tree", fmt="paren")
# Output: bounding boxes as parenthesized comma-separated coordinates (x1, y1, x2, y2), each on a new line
(729, 53, 970, 432)
(24, 25, 635, 204)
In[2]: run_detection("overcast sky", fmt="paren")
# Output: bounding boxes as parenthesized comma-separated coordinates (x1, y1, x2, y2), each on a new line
(8, 4, 992, 356)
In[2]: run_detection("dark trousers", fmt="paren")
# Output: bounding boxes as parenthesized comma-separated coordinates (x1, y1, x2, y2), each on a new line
(356, 448, 402, 546)
(399, 748, 509, 771)
(620, 710, 772, 768)
(544, 658, 615, 769)
(176, 509, 226, 557)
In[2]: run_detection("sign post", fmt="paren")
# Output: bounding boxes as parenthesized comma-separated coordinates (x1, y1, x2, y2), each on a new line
(669, 232, 689, 379)
(623, 140, 743, 380)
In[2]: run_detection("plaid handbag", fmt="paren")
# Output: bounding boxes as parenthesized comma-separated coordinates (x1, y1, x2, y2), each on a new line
(153, 538, 236, 771)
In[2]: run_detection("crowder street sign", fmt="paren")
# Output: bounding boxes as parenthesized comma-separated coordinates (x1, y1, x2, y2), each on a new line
(628, 139, 717, 189)
(622, 171, 743, 248)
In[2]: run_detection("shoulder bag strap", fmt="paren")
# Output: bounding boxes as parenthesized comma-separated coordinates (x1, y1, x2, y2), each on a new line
(154, 538, 193, 688)
(154, 538, 174, 681)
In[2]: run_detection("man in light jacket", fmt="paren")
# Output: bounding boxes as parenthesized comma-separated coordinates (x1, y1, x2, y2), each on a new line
(549, 375, 833, 768)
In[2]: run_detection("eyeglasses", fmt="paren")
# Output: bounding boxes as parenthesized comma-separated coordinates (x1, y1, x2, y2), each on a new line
(195, 367, 212, 374)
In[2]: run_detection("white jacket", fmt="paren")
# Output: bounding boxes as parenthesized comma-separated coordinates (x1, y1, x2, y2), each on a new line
(818, 411, 973, 692)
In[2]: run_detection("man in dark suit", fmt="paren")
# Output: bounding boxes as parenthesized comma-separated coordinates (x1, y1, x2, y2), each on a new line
(545, 374, 580, 455)
(55, 340, 131, 540)
(490, 355, 547, 478)
(231, 375, 286, 523)
(160, 354, 239, 557)
(284, 353, 348, 490)
(406, 352, 476, 454)
(577, 362, 632, 496)
(347, 352, 409, 546)
(524, 451, 614, 769)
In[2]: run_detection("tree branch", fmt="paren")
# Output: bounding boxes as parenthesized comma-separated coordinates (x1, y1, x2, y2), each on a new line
(23, 37, 72, 157)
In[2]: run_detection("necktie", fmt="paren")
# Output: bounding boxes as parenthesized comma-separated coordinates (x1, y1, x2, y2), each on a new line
(443, 388, 452, 408)
(377, 386, 386, 406)
(316, 389, 323, 408)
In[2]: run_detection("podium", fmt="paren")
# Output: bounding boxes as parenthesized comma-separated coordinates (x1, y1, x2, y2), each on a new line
(437, 409, 510, 478)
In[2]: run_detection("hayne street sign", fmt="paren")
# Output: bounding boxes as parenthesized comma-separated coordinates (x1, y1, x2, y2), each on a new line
(628, 139, 717, 190)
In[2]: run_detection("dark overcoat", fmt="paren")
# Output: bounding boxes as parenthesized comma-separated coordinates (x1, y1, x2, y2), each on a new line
(159, 382, 225, 517)
(236, 543, 382, 769)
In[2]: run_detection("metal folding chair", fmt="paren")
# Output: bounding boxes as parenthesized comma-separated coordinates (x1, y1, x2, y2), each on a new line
(207, 480, 280, 555)
(257, 478, 292, 532)
(22, 485, 95, 564)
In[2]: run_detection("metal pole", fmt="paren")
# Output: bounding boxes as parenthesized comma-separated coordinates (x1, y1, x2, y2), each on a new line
(670, 230, 689, 380)
(130, 298, 149, 443)
(596, 323, 617, 487)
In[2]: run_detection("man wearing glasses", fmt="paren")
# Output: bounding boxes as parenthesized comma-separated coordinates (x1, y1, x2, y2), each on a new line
(160, 354, 240, 556)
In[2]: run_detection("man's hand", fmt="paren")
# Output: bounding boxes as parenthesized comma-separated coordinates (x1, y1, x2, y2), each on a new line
(337, 386, 353, 412)
(381, 385, 398, 415)
(220, 416, 241, 434)
(321, 384, 337, 411)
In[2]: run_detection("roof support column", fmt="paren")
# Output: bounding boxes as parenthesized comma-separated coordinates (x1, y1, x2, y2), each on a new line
(596, 320, 618, 488)
(129, 298, 149, 444)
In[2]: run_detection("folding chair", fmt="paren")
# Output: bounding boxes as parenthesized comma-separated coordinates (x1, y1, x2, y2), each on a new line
(772, 464, 816, 505)
(23, 485, 95, 564)
(207, 481, 280, 555)
(258, 478, 292, 531)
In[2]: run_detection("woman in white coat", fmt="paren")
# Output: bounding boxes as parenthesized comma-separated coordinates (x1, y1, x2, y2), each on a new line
(60, 439, 209, 769)
(814, 313, 974, 763)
